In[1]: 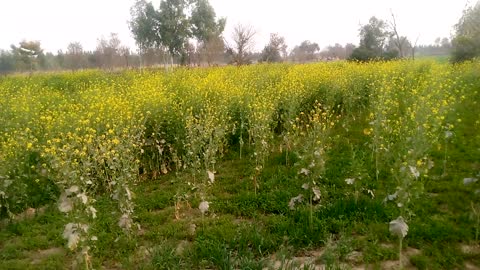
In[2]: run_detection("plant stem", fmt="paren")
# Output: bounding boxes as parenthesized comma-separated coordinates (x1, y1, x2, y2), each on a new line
(375, 145, 379, 182)
(443, 137, 448, 177)
(309, 193, 313, 234)
(472, 202, 479, 242)
(399, 237, 403, 269)
(84, 251, 89, 270)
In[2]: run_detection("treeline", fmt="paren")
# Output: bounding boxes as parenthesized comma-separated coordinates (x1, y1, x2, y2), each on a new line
(1, 0, 478, 74)
(0, 34, 164, 74)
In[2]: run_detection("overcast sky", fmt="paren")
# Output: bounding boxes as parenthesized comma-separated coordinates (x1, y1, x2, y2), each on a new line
(0, 0, 472, 53)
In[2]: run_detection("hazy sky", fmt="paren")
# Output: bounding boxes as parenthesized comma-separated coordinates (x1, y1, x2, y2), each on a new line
(0, 0, 472, 53)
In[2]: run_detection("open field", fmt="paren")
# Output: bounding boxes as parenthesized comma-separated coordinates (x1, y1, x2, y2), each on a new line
(0, 60, 479, 269)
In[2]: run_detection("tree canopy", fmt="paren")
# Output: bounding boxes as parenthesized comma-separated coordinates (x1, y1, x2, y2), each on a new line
(451, 2, 480, 62)
(191, 0, 226, 44)
(10, 40, 44, 72)
(129, 0, 225, 65)
(129, 0, 160, 51)
(260, 33, 287, 63)
(349, 16, 407, 61)
(290, 40, 319, 62)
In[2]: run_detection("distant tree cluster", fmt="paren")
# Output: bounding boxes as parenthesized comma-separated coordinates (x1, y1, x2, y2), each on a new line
(259, 33, 287, 63)
(348, 16, 413, 62)
(290, 40, 320, 63)
(129, 0, 226, 66)
(0, 34, 143, 74)
(319, 43, 355, 60)
(415, 38, 451, 58)
(451, 2, 480, 62)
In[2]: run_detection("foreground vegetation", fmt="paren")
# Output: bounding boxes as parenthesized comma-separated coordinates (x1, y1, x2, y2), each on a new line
(0, 60, 479, 269)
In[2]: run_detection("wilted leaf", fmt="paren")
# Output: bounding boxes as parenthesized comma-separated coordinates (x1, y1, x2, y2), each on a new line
(207, 171, 215, 184)
(463, 178, 478, 185)
(77, 193, 88, 204)
(88, 206, 97, 219)
(125, 187, 132, 201)
(288, 194, 303, 210)
(389, 216, 408, 238)
(118, 214, 133, 230)
(66, 185, 80, 195)
(58, 194, 73, 213)
(345, 178, 355, 185)
(199, 201, 209, 214)
(409, 166, 420, 178)
(67, 232, 80, 250)
(299, 168, 310, 176)
(312, 187, 321, 201)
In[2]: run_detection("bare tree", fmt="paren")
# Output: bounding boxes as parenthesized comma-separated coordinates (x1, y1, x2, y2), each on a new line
(260, 33, 287, 63)
(412, 35, 420, 60)
(95, 33, 124, 69)
(119, 46, 130, 68)
(345, 43, 356, 59)
(389, 11, 409, 58)
(227, 24, 256, 65)
(199, 35, 225, 66)
(320, 43, 346, 60)
(65, 42, 86, 71)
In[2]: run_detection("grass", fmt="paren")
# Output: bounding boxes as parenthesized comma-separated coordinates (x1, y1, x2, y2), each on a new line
(0, 61, 479, 269)
(1, 122, 478, 269)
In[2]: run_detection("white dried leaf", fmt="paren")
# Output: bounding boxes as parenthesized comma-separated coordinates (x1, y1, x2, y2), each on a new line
(118, 214, 132, 230)
(58, 194, 73, 213)
(63, 223, 75, 239)
(207, 170, 215, 184)
(345, 178, 355, 185)
(125, 187, 132, 201)
(88, 206, 97, 219)
(312, 187, 321, 201)
(463, 178, 478, 185)
(387, 192, 398, 201)
(77, 193, 88, 204)
(66, 185, 80, 195)
(161, 163, 168, 174)
(67, 232, 80, 250)
(301, 183, 309, 190)
(409, 166, 420, 178)
(288, 194, 303, 210)
(367, 189, 375, 198)
(199, 201, 209, 214)
(79, 223, 89, 232)
(389, 216, 408, 238)
(299, 168, 310, 176)
(91, 236, 98, 241)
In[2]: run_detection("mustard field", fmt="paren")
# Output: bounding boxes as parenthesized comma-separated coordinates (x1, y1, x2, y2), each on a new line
(0, 61, 479, 269)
